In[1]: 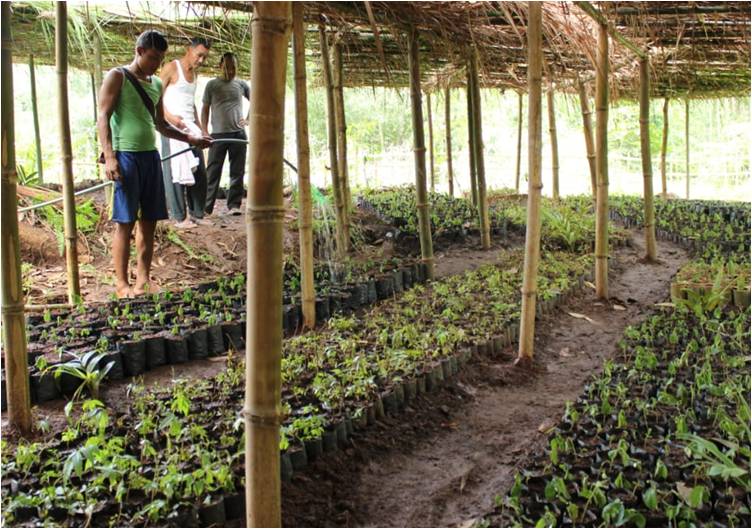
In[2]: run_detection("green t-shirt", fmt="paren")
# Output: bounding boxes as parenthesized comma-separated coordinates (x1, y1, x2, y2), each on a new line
(110, 71, 162, 152)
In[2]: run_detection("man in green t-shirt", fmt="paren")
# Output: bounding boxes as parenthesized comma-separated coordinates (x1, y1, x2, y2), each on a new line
(97, 30, 212, 298)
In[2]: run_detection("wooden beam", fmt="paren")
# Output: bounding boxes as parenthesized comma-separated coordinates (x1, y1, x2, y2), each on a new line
(661, 97, 669, 197)
(469, 49, 491, 249)
(427, 91, 435, 192)
(29, 54, 43, 182)
(546, 87, 560, 201)
(515, 91, 523, 193)
(577, 76, 597, 199)
(575, 1, 648, 60)
(332, 40, 351, 248)
(685, 98, 690, 199)
(445, 87, 454, 197)
(244, 2, 291, 526)
(1, 1, 33, 435)
(466, 66, 478, 206)
(639, 57, 657, 261)
(595, 23, 610, 300)
(517, 1, 543, 362)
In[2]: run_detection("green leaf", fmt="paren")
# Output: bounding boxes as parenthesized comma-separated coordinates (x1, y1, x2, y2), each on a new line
(687, 485, 706, 509)
(642, 486, 658, 510)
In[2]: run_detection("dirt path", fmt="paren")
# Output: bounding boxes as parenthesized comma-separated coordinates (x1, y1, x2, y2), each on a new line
(282, 230, 689, 527)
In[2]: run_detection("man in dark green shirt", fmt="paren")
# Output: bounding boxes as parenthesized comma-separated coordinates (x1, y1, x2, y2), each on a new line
(201, 52, 250, 215)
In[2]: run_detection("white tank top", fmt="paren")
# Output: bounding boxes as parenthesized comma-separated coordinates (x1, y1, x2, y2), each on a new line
(163, 59, 196, 125)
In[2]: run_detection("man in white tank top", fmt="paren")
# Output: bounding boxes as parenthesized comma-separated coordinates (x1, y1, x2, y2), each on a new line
(159, 37, 210, 229)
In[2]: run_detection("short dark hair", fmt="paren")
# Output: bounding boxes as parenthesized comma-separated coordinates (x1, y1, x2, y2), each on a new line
(190, 37, 211, 49)
(220, 52, 236, 66)
(136, 30, 168, 52)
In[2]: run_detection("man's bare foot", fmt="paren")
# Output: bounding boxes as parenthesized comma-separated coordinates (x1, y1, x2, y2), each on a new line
(133, 281, 160, 297)
(115, 284, 133, 299)
(191, 217, 212, 226)
(175, 219, 196, 229)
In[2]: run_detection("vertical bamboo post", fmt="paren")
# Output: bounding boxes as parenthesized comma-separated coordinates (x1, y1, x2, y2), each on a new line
(517, 1, 543, 363)
(427, 91, 435, 192)
(319, 25, 347, 257)
(547, 87, 560, 200)
(332, 40, 351, 246)
(445, 87, 454, 197)
(408, 26, 435, 280)
(639, 58, 657, 261)
(292, 4, 315, 330)
(515, 91, 523, 193)
(56, 2, 81, 304)
(660, 97, 669, 197)
(684, 98, 690, 200)
(244, 2, 291, 527)
(577, 77, 597, 199)
(469, 49, 490, 249)
(466, 66, 478, 206)
(2, 2, 33, 435)
(594, 23, 609, 300)
(29, 55, 44, 182)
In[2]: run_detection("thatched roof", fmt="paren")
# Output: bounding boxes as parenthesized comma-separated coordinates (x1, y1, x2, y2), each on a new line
(7, 1, 751, 98)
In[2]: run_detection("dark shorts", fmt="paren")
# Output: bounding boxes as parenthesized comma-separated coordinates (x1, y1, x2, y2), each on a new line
(111, 151, 169, 223)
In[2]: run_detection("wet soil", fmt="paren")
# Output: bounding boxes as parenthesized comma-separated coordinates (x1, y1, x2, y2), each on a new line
(281, 230, 688, 528)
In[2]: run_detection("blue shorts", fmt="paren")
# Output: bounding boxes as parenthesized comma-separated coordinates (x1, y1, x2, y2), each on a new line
(111, 151, 169, 223)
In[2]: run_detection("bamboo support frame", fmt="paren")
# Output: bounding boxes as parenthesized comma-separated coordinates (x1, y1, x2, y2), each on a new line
(427, 91, 435, 192)
(2, 2, 33, 435)
(517, 1, 543, 362)
(685, 98, 690, 199)
(577, 77, 597, 199)
(244, 2, 291, 527)
(319, 25, 347, 257)
(661, 98, 669, 197)
(408, 27, 435, 280)
(56, 2, 81, 304)
(29, 54, 43, 182)
(469, 49, 491, 249)
(332, 40, 351, 246)
(595, 23, 609, 300)
(445, 87, 454, 197)
(292, 4, 315, 330)
(515, 91, 523, 193)
(639, 58, 657, 261)
(466, 67, 478, 207)
(546, 87, 560, 201)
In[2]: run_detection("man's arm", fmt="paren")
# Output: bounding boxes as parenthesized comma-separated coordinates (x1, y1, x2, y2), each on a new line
(97, 69, 124, 181)
(158, 61, 185, 130)
(155, 95, 212, 148)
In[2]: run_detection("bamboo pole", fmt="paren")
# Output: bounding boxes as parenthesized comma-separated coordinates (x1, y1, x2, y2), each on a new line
(469, 49, 491, 249)
(427, 91, 435, 192)
(466, 67, 478, 206)
(594, 23, 609, 300)
(29, 55, 44, 182)
(517, 2, 543, 363)
(331, 40, 351, 247)
(408, 26, 434, 280)
(639, 58, 657, 261)
(318, 25, 347, 257)
(577, 77, 597, 199)
(660, 97, 669, 197)
(292, 4, 315, 330)
(515, 91, 523, 193)
(546, 87, 560, 201)
(685, 98, 690, 199)
(2, 2, 33, 436)
(56, 2, 81, 304)
(244, 2, 291, 527)
(445, 87, 454, 197)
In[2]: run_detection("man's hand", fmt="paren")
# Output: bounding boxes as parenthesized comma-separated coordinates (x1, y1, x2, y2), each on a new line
(239, 118, 248, 128)
(105, 155, 122, 182)
(188, 134, 213, 149)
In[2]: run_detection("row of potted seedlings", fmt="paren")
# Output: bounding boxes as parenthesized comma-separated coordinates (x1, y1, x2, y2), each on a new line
(1, 247, 595, 527)
(484, 301, 750, 527)
(670, 259, 751, 309)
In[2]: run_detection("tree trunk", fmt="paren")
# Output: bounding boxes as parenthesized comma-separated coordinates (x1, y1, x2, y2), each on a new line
(515, 91, 523, 193)
(469, 49, 490, 249)
(427, 92, 435, 192)
(639, 58, 657, 261)
(685, 98, 690, 200)
(56, 2, 81, 304)
(408, 27, 434, 280)
(292, 4, 315, 330)
(318, 25, 347, 257)
(244, 3, 291, 527)
(594, 23, 609, 300)
(445, 87, 454, 197)
(547, 87, 560, 200)
(332, 41, 351, 246)
(29, 55, 43, 182)
(2, 2, 33, 436)
(517, 1, 543, 362)
(577, 76, 597, 199)
(466, 68, 478, 206)
(660, 97, 669, 197)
